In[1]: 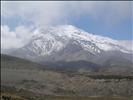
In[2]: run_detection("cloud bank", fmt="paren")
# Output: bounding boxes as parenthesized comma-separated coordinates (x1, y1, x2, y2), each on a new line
(1, 25, 33, 49)
(2, 1, 131, 26)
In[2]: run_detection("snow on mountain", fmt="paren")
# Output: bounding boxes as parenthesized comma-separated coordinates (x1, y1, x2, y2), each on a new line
(23, 25, 131, 57)
(118, 40, 133, 52)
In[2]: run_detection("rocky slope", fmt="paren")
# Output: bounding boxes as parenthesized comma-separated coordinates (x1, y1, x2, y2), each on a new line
(1, 54, 133, 98)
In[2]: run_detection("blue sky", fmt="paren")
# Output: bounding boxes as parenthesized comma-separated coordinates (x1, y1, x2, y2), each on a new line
(1, 1, 132, 41)
(70, 16, 132, 40)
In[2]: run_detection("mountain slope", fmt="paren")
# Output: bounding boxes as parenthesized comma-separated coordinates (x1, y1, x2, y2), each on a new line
(7, 25, 132, 64)
(1, 54, 45, 70)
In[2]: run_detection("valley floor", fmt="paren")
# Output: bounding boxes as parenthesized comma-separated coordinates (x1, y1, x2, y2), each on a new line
(1, 92, 133, 100)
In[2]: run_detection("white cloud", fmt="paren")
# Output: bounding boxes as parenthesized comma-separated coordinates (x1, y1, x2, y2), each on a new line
(1, 1, 132, 27)
(2, 1, 64, 27)
(1, 25, 33, 49)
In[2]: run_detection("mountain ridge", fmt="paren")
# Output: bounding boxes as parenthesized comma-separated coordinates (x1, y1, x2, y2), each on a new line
(2, 25, 133, 68)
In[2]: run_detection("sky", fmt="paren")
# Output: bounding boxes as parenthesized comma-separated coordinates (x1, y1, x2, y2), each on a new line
(1, 1, 133, 49)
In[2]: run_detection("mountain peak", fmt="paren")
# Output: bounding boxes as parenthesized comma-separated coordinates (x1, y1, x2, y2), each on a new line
(20, 25, 131, 59)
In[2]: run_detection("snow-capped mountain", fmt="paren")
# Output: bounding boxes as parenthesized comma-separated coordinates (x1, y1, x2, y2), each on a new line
(5, 25, 132, 63)
(22, 25, 131, 56)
